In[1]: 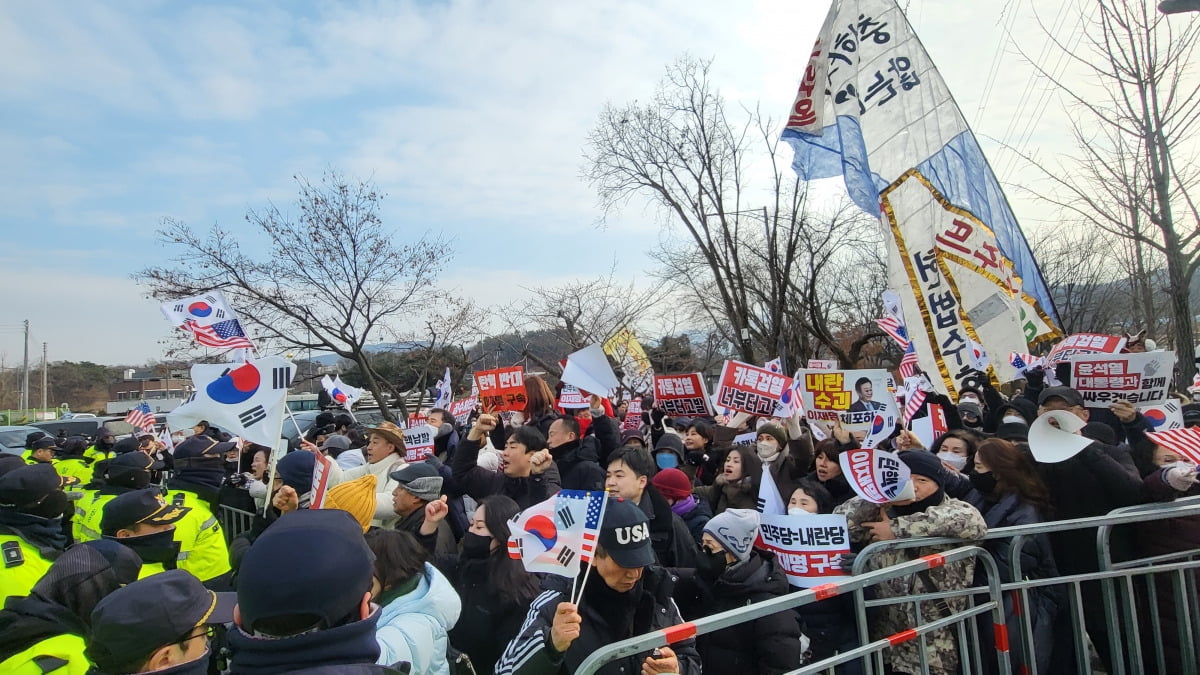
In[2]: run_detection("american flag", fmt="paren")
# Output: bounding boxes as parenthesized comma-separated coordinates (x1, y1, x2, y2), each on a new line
(180, 318, 255, 350)
(875, 317, 909, 349)
(1146, 427, 1200, 464)
(898, 341, 920, 380)
(124, 402, 155, 433)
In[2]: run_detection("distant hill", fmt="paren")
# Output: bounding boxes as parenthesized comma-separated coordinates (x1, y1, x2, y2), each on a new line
(306, 341, 429, 366)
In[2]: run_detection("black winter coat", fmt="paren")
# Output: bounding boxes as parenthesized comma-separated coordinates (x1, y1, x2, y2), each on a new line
(548, 439, 605, 492)
(685, 553, 802, 674)
(436, 553, 540, 675)
(451, 437, 560, 509)
(495, 566, 701, 675)
(640, 485, 700, 568)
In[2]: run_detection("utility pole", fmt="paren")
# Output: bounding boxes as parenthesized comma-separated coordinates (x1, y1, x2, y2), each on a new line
(41, 342, 47, 412)
(20, 319, 29, 413)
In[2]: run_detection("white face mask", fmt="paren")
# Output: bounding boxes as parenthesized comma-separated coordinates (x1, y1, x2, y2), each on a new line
(509, 413, 525, 427)
(960, 395, 980, 405)
(756, 441, 780, 461)
(1001, 415, 1027, 426)
(937, 451, 968, 471)
(787, 507, 811, 516)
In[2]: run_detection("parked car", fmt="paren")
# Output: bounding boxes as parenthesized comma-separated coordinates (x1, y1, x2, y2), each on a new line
(0, 425, 45, 455)
(30, 417, 137, 441)
(279, 408, 388, 448)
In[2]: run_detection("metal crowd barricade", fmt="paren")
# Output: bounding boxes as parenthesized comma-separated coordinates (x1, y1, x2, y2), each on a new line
(849, 495, 1200, 675)
(576, 545, 1012, 675)
(218, 504, 256, 543)
(575, 496, 1200, 675)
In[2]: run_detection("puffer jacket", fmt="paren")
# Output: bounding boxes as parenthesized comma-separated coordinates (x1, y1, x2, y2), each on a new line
(694, 474, 759, 516)
(836, 495, 987, 675)
(375, 563, 462, 674)
(693, 553, 802, 674)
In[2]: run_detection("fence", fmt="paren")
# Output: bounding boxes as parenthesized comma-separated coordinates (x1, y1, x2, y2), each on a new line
(575, 495, 1200, 675)
(218, 504, 256, 544)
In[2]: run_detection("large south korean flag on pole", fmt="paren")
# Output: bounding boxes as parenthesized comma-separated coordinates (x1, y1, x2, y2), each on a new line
(169, 356, 293, 448)
(781, 0, 1061, 397)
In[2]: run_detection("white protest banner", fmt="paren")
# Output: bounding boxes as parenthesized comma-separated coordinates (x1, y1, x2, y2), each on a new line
(731, 432, 757, 448)
(310, 452, 334, 509)
(557, 385, 590, 409)
(756, 463, 786, 516)
(716, 360, 796, 417)
(797, 369, 899, 442)
(1143, 400, 1184, 432)
(1027, 411, 1090, 463)
(910, 403, 949, 449)
(622, 399, 643, 431)
(1069, 351, 1174, 409)
(783, 0, 1062, 398)
(561, 344, 620, 397)
(402, 424, 437, 463)
(807, 359, 838, 370)
(168, 356, 293, 448)
(838, 447, 912, 504)
(653, 374, 714, 418)
(758, 513, 851, 588)
(1046, 333, 1126, 364)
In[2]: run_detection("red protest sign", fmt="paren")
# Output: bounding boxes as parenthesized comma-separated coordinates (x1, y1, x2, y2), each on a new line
(653, 374, 713, 418)
(475, 367, 526, 412)
(716, 360, 796, 417)
(622, 399, 643, 431)
(309, 452, 334, 510)
(1046, 333, 1125, 364)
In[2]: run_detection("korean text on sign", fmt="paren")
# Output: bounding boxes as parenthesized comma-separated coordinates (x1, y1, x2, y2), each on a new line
(1070, 352, 1174, 409)
(716, 360, 795, 417)
(475, 366, 526, 413)
(653, 373, 713, 418)
(758, 513, 851, 588)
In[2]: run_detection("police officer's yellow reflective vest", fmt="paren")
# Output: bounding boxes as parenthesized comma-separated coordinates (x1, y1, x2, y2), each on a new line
(0, 632, 88, 674)
(136, 559, 170, 579)
(164, 489, 231, 583)
(52, 459, 92, 490)
(72, 490, 119, 543)
(82, 446, 113, 464)
(0, 534, 55, 604)
(20, 452, 56, 467)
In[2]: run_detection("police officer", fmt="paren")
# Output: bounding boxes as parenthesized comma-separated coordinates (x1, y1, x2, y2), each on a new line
(23, 437, 57, 466)
(101, 488, 190, 579)
(85, 429, 118, 463)
(87, 569, 235, 675)
(53, 436, 95, 488)
(0, 464, 76, 603)
(74, 452, 163, 543)
(0, 539, 141, 674)
(165, 435, 233, 587)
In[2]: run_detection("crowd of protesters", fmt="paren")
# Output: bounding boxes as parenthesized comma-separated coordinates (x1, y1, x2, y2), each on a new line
(0, 351, 1197, 674)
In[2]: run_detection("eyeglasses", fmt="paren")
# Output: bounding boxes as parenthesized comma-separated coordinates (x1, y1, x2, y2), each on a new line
(180, 626, 215, 645)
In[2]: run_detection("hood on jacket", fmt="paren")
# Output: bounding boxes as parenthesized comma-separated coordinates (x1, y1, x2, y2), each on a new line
(378, 562, 462, 631)
(996, 397, 1037, 425)
(714, 552, 789, 598)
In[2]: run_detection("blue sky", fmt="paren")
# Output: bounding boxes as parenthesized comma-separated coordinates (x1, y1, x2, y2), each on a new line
(0, 0, 1086, 364)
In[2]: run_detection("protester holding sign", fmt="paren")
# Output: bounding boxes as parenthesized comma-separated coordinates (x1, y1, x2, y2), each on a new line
(671, 509, 802, 674)
(495, 497, 701, 675)
(835, 451, 987, 675)
(1029, 386, 1144, 673)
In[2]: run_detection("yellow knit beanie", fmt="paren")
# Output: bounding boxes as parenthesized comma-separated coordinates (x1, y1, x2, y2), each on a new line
(323, 474, 376, 533)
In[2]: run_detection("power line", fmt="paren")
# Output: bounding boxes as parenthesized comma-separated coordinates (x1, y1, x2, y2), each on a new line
(974, 0, 1024, 129)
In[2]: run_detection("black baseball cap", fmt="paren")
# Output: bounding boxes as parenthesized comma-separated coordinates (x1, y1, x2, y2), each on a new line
(87, 569, 235, 671)
(30, 436, 56, 452)
(0, 463, 78, 509)
(597, 497, 656, 569)
(1038, 386, 1085, 408)
(237, 509, 375, 636)
(173, 435, 235, 466)
(101, 488, 191, 536)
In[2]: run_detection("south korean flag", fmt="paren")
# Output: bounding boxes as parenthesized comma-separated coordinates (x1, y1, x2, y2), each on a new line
(160, 290, 239, 328)
(168, 356, 294, 448)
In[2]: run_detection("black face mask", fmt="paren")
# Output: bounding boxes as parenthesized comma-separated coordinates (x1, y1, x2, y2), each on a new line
(698, 547, 728, 581)
(969, 471, 998, 496)
(115, 529, 181, 565)
(462, 532, 494, 559)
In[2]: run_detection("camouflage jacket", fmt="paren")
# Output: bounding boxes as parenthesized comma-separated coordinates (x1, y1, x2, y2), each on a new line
(834, 496, 988, 675)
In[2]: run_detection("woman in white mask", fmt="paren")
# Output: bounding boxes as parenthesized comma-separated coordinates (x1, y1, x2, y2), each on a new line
(929, 430, 978, 474)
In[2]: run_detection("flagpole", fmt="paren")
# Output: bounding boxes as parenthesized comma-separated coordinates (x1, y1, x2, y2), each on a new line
(571, 493, 608, 606)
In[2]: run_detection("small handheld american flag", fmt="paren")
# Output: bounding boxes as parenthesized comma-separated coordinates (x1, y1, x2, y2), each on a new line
(125, 402, 156, 433)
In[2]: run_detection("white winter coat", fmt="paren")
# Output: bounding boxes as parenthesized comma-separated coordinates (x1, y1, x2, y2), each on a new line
(375, 562, 462, 674)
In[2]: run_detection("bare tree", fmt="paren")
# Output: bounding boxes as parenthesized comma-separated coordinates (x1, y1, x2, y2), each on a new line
(1027, 226, 1131, 334)
(1011, 3, 1200, 379)
(137, 172, 449, 423)
(503, 266, 660, 373)
(585, 55, 884, 371)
